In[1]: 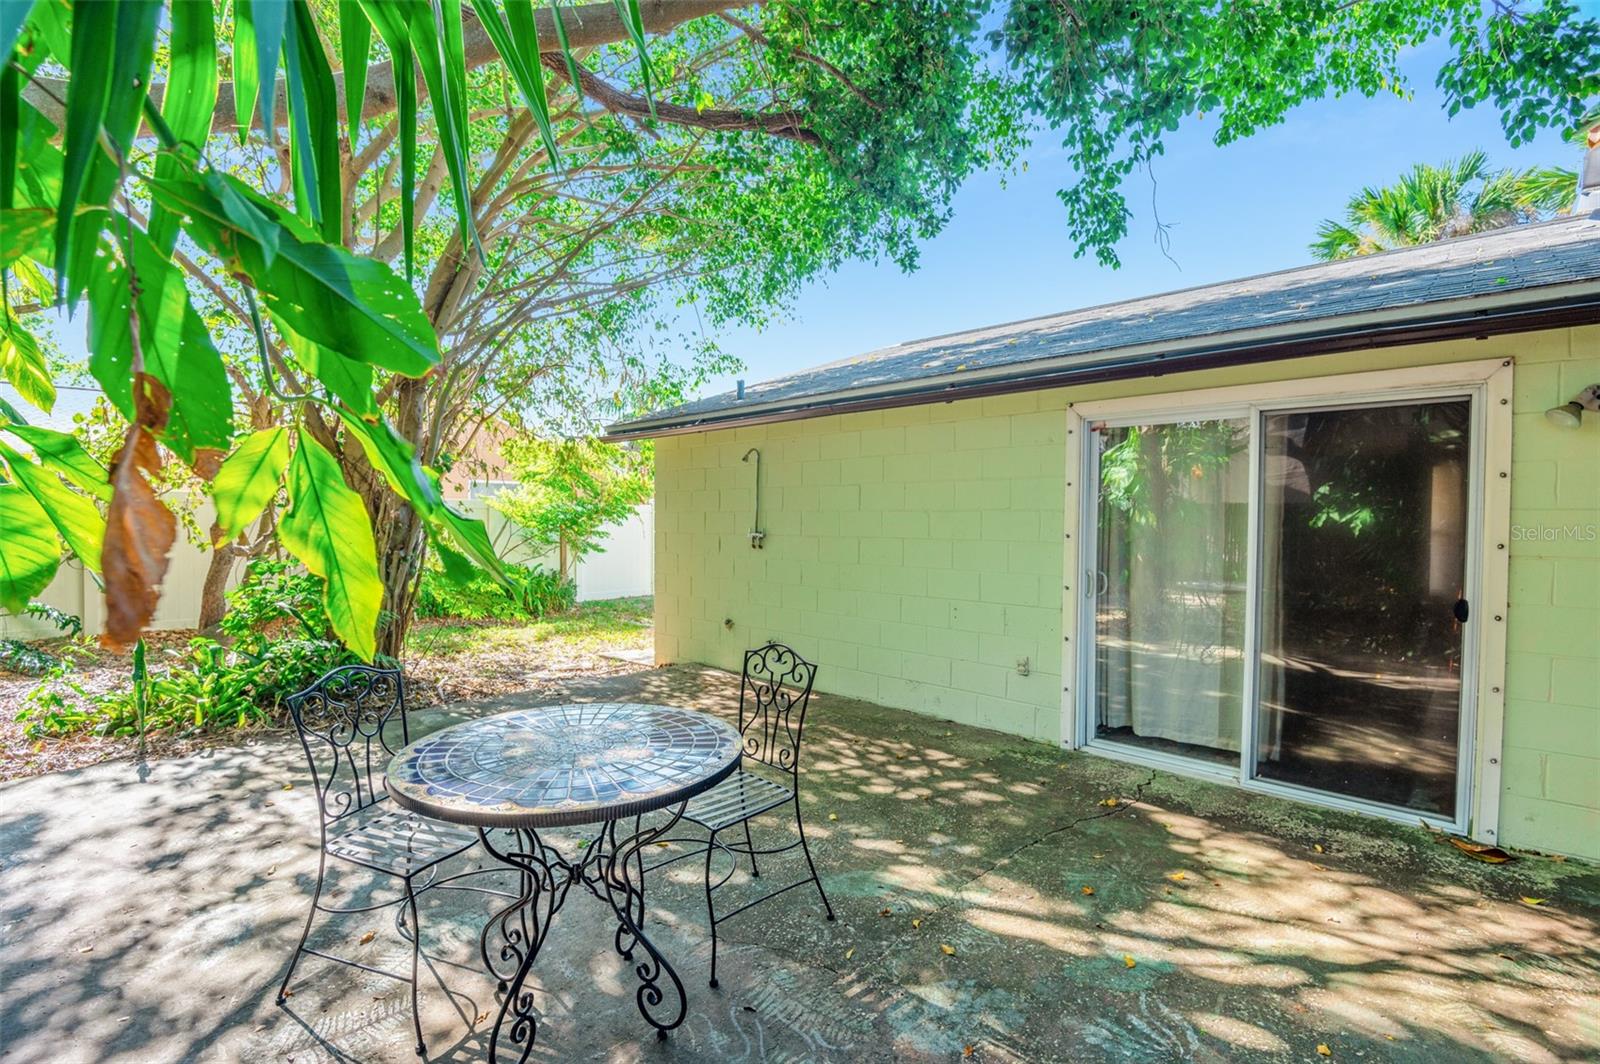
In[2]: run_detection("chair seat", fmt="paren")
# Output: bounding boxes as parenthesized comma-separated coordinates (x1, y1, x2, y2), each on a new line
(683, 771, 793, 831)
(325, 807, 478, 875)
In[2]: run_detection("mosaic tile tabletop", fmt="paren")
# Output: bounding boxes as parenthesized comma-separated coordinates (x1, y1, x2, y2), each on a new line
(385, 703, 742, 828)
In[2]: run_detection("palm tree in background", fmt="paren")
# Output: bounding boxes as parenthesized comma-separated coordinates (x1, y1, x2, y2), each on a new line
(1310, 151, 1576, 260)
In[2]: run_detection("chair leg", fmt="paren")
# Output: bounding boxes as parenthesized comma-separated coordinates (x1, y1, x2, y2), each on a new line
(278, 849, 328, 1004)
(742, 817, 760, 878)
(405, 876, 426, 1057)
(794, 796, 834, 921)
(704, 828, 720, 989)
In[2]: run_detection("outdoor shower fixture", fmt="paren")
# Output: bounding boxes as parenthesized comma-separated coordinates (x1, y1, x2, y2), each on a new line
(1545, 384, 1600, 428)
(742, 447, 765, 549)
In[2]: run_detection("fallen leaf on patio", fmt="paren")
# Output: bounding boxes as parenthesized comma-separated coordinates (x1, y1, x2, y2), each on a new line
(475, 1011, 489, 1024)
(963, 1046, 975, 1058)
(282, 783, 294, 791)
(911, 918, 922, 929)
(656, 842, 670, 848)
(1167, 872, 1185, 882)
(359, 931, 376, 945)
(1520, 896, 1547, 906)
(1080, 886, 1094, 896)
(1447, 837, 1515, 863)
(828, 813, 839, 821)
(879, 908, 893, 917)
(1313, 844, 1324, 854)
(79, 945, 93, 953)
(267, 865, 277, 876)
(1123, 955, 1136, 969)
(845, 947, 855, 960)
(1551, 854, 1566, 863)
(895, 752, 907, 760)
(940, 943, 956, 956)
(1092, 853, 1105, 859)
(1311, 864, 1328, 872)
(1317, 1044, 1331, 1056)
(1098, 797, 1119, 808)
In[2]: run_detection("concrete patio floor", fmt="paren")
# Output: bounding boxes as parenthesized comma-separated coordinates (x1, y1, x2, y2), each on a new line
(2, 663, 1598, 1063)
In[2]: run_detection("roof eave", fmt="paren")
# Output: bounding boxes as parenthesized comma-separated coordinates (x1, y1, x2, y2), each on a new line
(603, 283, 1600, 442)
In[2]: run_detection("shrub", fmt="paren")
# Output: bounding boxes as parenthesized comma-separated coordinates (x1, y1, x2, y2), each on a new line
(15, 559, 356, 738)
(0, 604, 84, 676)
(416, 560, 574, 622)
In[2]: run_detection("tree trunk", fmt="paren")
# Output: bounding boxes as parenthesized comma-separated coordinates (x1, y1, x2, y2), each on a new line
(196, 543, 238, 633)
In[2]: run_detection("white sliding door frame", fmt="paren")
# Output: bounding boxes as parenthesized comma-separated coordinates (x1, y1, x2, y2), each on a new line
(1060, 358, 1512, 841)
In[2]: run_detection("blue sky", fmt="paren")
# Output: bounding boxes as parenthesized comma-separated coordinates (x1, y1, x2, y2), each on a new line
(694, 34, 1586, 401)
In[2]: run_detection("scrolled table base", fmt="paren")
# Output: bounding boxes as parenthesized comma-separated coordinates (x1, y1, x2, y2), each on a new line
(477, 804, 689, 1063)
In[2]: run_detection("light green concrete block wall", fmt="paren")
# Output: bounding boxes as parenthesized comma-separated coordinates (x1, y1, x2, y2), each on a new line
(654, 325, 1600, 858)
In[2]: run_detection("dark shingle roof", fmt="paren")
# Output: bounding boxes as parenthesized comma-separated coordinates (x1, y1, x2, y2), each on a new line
(608, 214, 1600, 438)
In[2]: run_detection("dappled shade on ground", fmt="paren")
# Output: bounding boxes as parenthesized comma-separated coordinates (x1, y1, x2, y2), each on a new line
(1, 663, 1596, 1062)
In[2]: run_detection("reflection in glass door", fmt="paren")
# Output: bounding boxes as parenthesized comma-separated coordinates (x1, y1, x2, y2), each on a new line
(1254, 400, 1472, 817)
(1090, 419, 1250, 766)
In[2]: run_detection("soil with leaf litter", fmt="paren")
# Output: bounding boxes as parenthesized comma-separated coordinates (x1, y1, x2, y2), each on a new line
(0, 614, 653, 783)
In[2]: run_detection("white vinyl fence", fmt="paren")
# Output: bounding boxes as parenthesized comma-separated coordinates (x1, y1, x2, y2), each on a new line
(0, 501, 655, 641)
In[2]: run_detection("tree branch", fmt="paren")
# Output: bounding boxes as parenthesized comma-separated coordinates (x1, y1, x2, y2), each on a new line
(540, 54, 820, 146)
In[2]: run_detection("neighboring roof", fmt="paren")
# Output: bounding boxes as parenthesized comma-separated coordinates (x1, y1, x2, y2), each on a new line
(606, 213, 1600, 440)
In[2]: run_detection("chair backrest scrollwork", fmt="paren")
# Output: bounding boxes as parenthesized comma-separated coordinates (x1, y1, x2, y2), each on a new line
(285, 665, 408, 827)
(738, 642, 817, 777)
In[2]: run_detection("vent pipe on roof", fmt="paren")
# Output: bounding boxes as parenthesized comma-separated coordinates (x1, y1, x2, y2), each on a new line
(736, 379, 746, 399)
(1580, 123, 1600, 213)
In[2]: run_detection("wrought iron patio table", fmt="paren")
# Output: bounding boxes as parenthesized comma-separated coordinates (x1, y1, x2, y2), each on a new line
(384, 702, 742, 1062)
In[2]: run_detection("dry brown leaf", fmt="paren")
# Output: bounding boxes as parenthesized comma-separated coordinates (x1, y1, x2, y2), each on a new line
(1167, 872, 1186, 882)
(844, 947, 855, 960)
(1447, 837, 1515, 863)
(475, 1011, 489, 1024)
(939, 943, 956, 956)
(963, 1046, 975, 1058)
(1316, 1044, 1332, 1056)
(79, 945, 94, 954)
(911, 918, 922, 930)
(101, 411, 176, 648)
(828, 813, 839, 822)
(359, 931, 376, 945)
(1098, 797, 1119, 808)
(879, 907, 893, 917)
(1520, 896, 1547, 906)
(1123, 954, 1136, 969)
(1080, 886, 1095, 896)
(282, 783, 294, 791)
(1313, 843, 1324, 854)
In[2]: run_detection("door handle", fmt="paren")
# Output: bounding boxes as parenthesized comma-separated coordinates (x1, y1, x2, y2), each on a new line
(1452, 598, 1470, 624)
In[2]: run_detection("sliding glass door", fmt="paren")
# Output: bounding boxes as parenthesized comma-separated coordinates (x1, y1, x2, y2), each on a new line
(1081, 391, 1479, 824)
(1255, 400, 1471, 817)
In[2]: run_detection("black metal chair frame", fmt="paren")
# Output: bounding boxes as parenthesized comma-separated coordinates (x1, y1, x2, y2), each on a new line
(648, 642, 834, 988)
(275, 665, 511, 1057)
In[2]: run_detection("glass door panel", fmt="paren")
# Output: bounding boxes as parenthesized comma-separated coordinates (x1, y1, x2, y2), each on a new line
(1091, 419, 1250, 766)
(1254, 399, 1471, 816)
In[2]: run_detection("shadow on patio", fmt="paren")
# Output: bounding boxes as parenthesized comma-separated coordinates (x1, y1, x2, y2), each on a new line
(2, 663, 1597, 1062)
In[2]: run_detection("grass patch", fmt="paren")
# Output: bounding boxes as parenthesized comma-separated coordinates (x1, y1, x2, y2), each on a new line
(406, 596, 653, 658)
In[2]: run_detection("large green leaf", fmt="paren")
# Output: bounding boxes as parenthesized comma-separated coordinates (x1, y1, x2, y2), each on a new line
(102, 1, 162, 153)
(148, 175, 441, 376)
(1, 207, 51, 264)
(0, 1, 34, 63)
(0, 440, 103, 573)
(335, 407, 440, 516)
(0, 313, 51, 412)
(281, 330, 376, 414)
(360, 9, 418, 279)
(250, 0, 289, 136)
(471, 0, 560, 163)
(0, 422, 111, 500)
(149, 0, 218, 255)
(279, 433, 382, 660)
(339, 0, 372, 142)
(283, 0, 341, 241)
(362, 0, 480, 262)
(211, 427, 290, 544)
(0, 483, 60, 612)
(54, 0, 116, 302)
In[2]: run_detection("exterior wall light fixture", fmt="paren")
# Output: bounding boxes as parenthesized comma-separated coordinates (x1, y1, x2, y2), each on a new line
(1545, 384, 1600, 428)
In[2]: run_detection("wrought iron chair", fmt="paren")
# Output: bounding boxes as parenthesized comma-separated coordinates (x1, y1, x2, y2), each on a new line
(276, 665, 485, 1057)
(677, 642, 834, 988)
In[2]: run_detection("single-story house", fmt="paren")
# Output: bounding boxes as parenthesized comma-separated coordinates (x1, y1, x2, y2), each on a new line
(606, 213, 1600, 861)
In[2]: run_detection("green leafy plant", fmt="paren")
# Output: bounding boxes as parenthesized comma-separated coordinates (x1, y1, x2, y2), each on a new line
(491, 438, 652, 582)
(417, 560, 575, 622)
